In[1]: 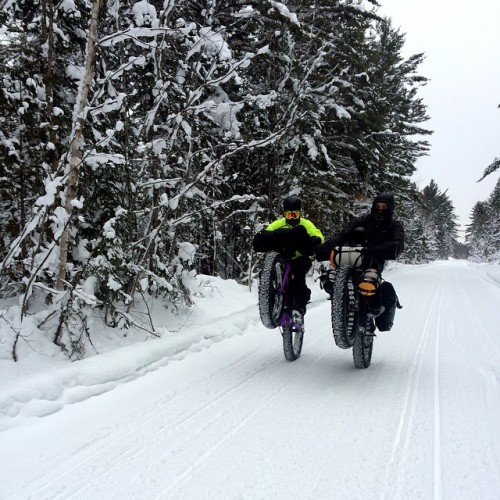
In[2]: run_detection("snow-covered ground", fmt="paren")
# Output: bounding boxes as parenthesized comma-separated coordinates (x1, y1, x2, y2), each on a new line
(1, 260, 500, 499)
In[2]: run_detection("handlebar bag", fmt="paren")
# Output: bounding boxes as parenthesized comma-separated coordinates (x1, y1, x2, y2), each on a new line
(330, 246, 364, 269)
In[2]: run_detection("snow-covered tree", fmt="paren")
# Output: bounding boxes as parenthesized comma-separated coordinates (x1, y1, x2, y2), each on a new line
(420, 180, 458, 260)
(467, 178, 500, 262)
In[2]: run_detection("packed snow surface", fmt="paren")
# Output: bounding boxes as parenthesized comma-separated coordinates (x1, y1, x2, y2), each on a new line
(1, 260, 500, 499)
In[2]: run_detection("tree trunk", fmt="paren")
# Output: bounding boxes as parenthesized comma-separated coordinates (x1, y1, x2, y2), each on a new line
(56, 0, 102, 290)
(43, 0, 59, 173)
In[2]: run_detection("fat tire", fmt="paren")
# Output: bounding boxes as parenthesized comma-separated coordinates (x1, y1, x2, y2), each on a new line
(331, 266, 358, 348)
(258, 251, 285, 329)
(282, 322, 304, 361)
(352, 314, 374, 369)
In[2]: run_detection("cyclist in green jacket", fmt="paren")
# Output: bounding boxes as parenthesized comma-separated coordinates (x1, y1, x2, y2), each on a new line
(253, 195, 324, 322)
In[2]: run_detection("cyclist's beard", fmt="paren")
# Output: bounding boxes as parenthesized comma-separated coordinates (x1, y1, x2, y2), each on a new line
(288, 218, 300, 227)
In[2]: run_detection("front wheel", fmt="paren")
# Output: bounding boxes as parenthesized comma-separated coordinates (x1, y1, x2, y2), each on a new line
(282, 321, 304, 361)
(258, 252, 285, 329)
(330, 266, 358, 348)
(352, 314, 374, 369)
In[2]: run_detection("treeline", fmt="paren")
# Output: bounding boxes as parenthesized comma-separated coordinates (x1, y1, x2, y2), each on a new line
(467, 158, 500, 261)
(0, 0, 459, 357)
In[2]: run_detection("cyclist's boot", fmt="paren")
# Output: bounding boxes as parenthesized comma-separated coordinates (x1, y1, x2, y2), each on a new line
(367, 305, 385, 318)
(320, 273, 334, 295)
(358, 268, 380, 297)
(365, 294, 384, 318)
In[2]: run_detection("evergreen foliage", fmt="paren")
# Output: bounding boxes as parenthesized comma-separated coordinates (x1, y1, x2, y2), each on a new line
(419, 180, 459, 259)
(478, 157, 500, 182)
(467, 177, 500, 262)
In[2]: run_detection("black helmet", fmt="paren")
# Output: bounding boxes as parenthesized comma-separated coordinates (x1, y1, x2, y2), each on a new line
(283, 195, 302, 212)
(282, 195, 302, 226)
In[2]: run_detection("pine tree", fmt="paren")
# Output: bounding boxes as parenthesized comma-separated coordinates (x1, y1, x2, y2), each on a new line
(421, 180, 458, 260)
(467, 178, 500, 262)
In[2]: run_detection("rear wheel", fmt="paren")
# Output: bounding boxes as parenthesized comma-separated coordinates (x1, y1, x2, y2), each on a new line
(282, 320, 304, 361)
(258, 252, 285, 329)
(352, 313, 374, 369)
(331, 266, 358, 348)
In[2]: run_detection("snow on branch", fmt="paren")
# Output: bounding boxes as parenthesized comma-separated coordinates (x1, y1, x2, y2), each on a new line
(99, 27, 178, 48)
(269, 1, 300, 26)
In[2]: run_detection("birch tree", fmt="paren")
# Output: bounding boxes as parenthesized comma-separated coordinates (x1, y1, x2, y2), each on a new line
(57, 0, 103, 290)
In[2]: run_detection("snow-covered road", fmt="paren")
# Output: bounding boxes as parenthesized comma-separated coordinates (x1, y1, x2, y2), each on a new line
(1, 261, 500, 499)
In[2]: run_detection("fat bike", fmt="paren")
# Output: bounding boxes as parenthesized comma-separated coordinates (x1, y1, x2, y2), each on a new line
(321, 246, 378, 369)
(258, 251, 305, 361)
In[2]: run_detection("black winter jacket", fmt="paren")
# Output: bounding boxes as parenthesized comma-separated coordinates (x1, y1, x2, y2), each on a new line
(328, 213, 404, 261)
(315, 193, 405, 269)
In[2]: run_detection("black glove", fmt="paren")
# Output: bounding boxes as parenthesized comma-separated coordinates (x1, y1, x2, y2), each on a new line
(274, 225, 307, 249)
(273, 227, 294, 250)
(253, 231, 275, 252)
(370, 242, 400, 260)
(314, 241, 333, 261)
(311, 236, 322, 248)
(299, 235, 322, 256)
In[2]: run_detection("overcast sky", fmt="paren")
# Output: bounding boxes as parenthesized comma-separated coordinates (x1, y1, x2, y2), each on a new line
(377, 1, 500, 238)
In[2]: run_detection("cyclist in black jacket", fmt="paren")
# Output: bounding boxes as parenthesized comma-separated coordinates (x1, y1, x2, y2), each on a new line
(315, 192, 404, 319)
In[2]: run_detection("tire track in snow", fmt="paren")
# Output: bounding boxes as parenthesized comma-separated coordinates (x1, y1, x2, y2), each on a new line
(30, 340, 288, 497)
(432, 307, 442, 500)
(383, 271, 446, 499)
(30, 299, 332, 498)
(448, 268, 500, 479)
(451, 268, 500, 362)
(160, 345, 334, 497)
(133, 311, 328, 440)
(32, 326, 332, 499)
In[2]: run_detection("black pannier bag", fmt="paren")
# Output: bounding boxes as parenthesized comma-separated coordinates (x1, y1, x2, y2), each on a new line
(375, 281, 401, 332)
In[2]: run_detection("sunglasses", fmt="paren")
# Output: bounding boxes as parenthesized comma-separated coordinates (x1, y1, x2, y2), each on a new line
(284, 210, 301, 220)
